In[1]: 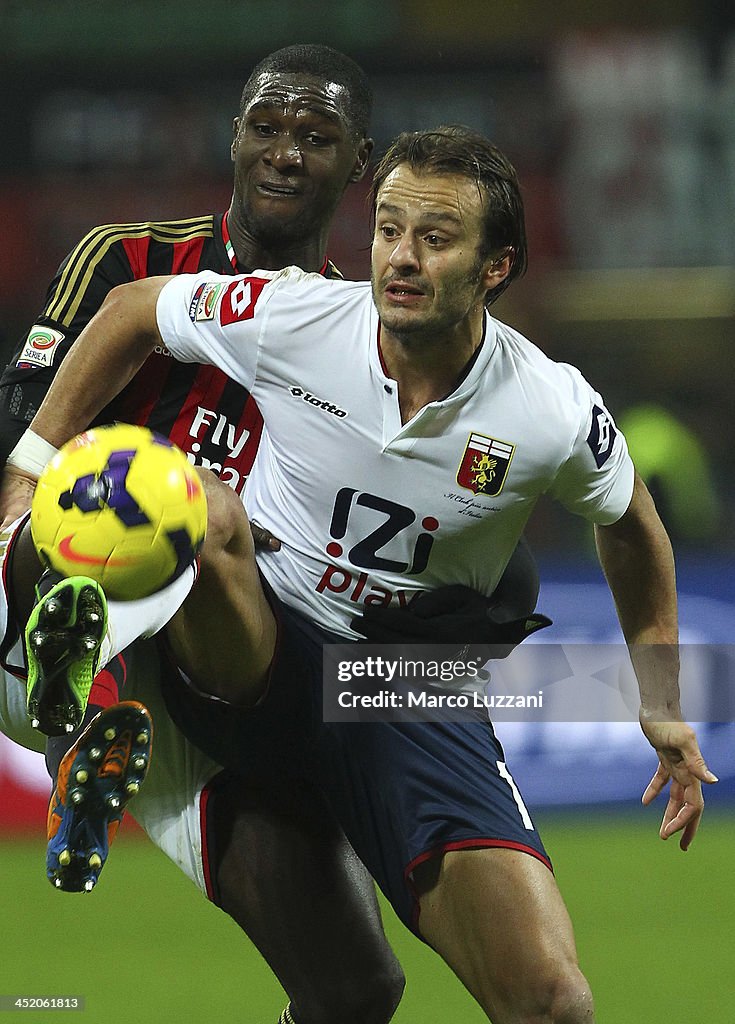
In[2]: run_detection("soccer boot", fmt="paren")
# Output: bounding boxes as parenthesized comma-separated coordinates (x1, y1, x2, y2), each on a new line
(46, 700, 153, 893)
(25, 573, 108, 736)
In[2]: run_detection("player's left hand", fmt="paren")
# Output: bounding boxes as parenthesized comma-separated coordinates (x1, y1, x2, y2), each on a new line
(639, 715, 718, 851)
(350, 584, 551, 658)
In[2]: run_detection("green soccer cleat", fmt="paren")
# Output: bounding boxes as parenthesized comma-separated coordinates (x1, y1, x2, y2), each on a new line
(25, 573, 108, 736)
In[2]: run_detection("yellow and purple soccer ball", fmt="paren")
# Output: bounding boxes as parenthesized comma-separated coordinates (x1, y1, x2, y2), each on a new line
(30, 424, 207, 599)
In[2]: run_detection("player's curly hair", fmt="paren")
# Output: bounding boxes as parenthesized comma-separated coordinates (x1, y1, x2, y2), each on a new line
(370, 126, 528, 305)
(240, 44, 372, 140)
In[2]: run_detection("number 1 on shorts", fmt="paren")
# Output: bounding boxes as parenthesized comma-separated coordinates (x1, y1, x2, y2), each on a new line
(497, 760, 534, 830)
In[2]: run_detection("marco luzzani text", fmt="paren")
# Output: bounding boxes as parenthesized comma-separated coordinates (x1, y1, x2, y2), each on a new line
(335, 656, 543, 710)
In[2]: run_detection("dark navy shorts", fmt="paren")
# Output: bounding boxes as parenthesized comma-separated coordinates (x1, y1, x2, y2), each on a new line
(159, 588, 551, 932)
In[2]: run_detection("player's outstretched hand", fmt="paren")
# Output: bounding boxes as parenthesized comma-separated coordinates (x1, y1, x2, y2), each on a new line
(0, 465, 37, 529)
(351, 584, 551, 658)
(639, 715, 718, 851)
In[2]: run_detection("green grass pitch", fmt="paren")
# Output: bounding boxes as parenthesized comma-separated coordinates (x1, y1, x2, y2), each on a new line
(1, 810, 733, 1023)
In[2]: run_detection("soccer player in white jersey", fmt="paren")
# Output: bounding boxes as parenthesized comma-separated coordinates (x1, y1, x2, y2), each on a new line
(3, 125, 717, 1023)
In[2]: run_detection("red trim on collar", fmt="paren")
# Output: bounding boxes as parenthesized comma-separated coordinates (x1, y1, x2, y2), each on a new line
(221, 211, 238, 270)
(376, 322, 391, 376)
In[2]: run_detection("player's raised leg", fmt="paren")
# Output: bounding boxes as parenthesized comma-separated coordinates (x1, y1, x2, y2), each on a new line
(414, 849, 594, 1023)
(165, 470, 277, 706)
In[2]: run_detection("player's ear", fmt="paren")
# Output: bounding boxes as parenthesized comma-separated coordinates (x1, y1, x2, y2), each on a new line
(481, 247, 513, 291)
(231, 117, 242, 161)
(348, 137, 374, 183)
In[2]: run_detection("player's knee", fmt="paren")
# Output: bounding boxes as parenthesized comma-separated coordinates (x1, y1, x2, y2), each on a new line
(295, 957, 405, 1024)
(370, 958, 406, 1022)
(196, 469, 252, 557)
(355, 958, 405, 1023)
(509, 963, 594, 1024)
(546, 966, 594, 1023)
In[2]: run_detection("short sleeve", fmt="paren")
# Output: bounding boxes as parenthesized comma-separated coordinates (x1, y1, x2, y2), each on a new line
(156, 271, 278, 390)
(549, 368, 635, 524)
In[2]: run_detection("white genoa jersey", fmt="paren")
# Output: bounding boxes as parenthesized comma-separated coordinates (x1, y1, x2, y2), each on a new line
(158, 267, 635, 638)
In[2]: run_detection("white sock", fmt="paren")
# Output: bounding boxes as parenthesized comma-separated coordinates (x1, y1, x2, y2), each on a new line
(99, 563, 197, 663)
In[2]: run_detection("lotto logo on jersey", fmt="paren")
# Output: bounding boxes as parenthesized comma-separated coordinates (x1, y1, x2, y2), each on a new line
(16, 325, 65, 369)
(456, 433, 515, 496)
(586, 404, 617, 468)
(220, 276, 269, 326)
(289, 386, 348, 418)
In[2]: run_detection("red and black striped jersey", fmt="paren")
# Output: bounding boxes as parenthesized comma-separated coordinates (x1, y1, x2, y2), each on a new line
(0, 213, 340, 495)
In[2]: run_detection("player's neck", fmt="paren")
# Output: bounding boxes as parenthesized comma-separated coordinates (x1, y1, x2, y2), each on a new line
(380, 320, 485, 424)
(227, 213, 328, 275)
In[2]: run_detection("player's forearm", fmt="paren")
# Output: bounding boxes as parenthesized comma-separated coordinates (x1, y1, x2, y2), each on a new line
(595, 473, 681, 716)
(28, 278, 171, 449)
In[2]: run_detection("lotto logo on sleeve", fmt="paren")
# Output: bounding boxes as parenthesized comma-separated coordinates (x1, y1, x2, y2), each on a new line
(586, 404, 617, 468)
(16, 325, 65, 368)
(456, 433, 515, 496)
(220, 276, 269, 326)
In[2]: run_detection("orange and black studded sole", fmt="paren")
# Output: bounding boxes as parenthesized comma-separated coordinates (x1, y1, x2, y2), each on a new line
(47, 701, 153, 893)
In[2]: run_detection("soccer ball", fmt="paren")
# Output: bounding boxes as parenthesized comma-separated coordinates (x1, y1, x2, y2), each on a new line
(31, 424, 207, 600)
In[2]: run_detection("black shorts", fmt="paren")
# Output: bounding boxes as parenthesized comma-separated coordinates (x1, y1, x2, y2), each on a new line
(159, 587, 551, 932)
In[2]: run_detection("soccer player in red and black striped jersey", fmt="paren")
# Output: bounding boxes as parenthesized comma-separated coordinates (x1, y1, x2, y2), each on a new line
(0, 45, 408, 1024)
(0, 106, 362, 495)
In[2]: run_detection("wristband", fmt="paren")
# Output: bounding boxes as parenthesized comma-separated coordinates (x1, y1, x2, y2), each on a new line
(6, 429, 60, 478)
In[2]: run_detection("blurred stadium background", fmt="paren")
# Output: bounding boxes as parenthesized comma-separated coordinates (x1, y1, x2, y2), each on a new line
(1, 1, 733, 1020)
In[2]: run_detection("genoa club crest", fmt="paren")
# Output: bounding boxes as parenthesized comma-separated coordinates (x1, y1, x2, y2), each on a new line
(456, 433, 515, 496)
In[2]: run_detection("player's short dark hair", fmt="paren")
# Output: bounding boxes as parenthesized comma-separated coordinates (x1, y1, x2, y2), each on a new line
(240, 44, 372, 139)
(371, 125, 528, 304)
